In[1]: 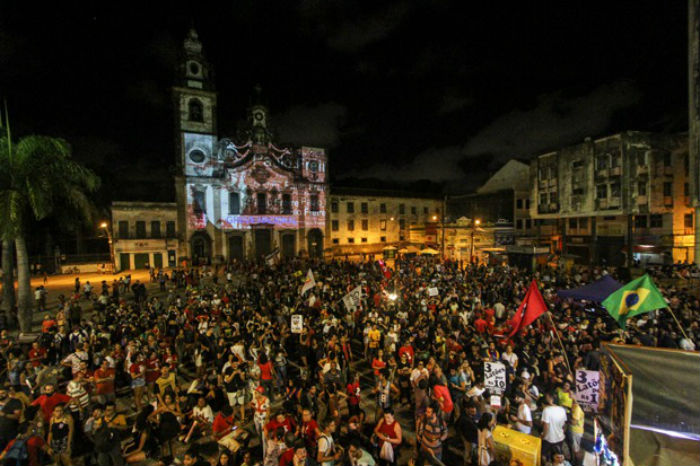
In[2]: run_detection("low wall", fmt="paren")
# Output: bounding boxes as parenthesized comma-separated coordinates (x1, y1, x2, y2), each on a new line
(60, 262, 113, 274)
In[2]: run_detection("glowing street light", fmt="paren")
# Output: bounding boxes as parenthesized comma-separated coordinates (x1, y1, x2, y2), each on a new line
(99, 221, 116, 273)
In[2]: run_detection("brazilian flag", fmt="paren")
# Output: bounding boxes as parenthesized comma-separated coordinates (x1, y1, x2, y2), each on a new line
(602, 274, 667, 329)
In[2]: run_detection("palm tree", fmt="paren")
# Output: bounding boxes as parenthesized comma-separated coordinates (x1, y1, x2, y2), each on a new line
(0, 126, 100, 331)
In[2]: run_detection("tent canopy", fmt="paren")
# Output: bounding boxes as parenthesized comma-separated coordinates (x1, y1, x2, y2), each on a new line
(556, 275, 622, 303)
(420, 248, 439, 255)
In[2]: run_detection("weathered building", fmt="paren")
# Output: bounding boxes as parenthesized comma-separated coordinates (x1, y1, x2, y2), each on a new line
(111, 202, 178, 271)
(328, 188, 442, 258)
(530, 132, 695, 265)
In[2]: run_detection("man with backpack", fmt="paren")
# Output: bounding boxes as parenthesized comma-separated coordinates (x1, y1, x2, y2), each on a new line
(88, 416, 124, 466)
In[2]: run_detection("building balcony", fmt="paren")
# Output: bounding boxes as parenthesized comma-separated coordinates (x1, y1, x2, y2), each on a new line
(637, 195, 648, 205)
(636, 165, 648, 175)
(663, 196, 674, 207)
(596, 198, 608, 210)
(609, 197, 621, 209)
(610, 166, 622, 176)
(595, 168, 609, 178)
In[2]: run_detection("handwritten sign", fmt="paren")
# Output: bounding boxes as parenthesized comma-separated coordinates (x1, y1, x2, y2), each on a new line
(291, 315, 304, 334)
(575, 370, 599, 412)
(428, 287, 439, 297)
(484, 361, 507, 393)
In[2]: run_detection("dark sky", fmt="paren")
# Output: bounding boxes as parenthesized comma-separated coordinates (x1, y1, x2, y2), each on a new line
(0, 1, 690, 202)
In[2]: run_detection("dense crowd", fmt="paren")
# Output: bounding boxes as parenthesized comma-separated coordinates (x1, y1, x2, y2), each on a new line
(0, 257, 698, 466)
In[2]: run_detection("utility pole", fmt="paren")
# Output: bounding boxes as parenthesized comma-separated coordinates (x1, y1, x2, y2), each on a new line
(100, 222, 116, 273)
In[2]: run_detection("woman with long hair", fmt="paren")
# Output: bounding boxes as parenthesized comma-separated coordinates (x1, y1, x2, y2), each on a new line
(124, 405, 159, 464)
(477, 412, 496, 466)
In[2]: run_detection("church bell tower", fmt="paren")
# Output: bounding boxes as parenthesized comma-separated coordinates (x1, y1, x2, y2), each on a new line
(173, 28, 218, 175)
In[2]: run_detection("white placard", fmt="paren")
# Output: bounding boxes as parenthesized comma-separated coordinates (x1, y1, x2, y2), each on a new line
(428, 287, 439, 297)
(291, 315, 304, 334)
(575, 369, 599, 412)
(484, 361, 507, 393)
(343, 286, 363, 311)
(490, 395, 502, 408)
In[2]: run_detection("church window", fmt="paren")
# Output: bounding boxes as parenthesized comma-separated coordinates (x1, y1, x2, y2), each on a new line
(229, 192, 240, 215)
(310, 194, 319, 212)
(282, 194, 292, 214)
(189, 150, 205, 163)
(193, 190, 205, 214)
(257, 193, 267, 214)
(188, 98, 203, 122)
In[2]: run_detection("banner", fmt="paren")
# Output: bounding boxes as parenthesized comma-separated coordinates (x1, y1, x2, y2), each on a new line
(265, 248, 280, 266)
(484, 361, 507, 393)
(301, 269, 315, 295)
(343, 286, 363, 311)
(291, 314, 303, 333)
(575, 369, 600, 412)
(428, 287, 439, 297)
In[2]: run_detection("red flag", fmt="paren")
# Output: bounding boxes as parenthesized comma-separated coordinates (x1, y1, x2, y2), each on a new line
(509, 280, 547, 337)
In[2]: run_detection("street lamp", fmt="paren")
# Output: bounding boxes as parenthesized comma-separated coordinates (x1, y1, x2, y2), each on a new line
(100, 221, 116, 273)
(470, 219, 481, 264)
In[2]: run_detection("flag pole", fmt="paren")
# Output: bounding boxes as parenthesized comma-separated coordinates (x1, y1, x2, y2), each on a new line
(546, 311, 572, 374)
(665, 306, 690, 341)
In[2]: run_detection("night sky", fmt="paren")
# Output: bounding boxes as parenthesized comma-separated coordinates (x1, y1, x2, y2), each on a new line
(0, 1, 690, 203)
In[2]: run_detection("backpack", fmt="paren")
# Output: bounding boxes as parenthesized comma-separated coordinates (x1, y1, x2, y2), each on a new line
(93, 424, 119, 453)
(4, 437, 28, 466)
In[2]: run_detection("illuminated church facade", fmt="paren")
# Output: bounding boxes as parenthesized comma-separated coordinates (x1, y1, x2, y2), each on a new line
(173, 29, 327, 263)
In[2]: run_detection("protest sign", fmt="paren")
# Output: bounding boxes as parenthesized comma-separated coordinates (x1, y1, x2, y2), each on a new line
(575, 369, 600, 411)
(291, 315, 304, 333)
(484, 361, 507, 393)
(428, 287, 439, 297)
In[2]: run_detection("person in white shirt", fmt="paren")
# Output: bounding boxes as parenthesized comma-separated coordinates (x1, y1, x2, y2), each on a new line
(510, 392, 532, 434)
(541, 391, 567, 463)
(501, 345, 518, 369)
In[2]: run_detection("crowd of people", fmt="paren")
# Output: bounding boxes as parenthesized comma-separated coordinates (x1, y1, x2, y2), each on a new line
(0, 256, 698, 466)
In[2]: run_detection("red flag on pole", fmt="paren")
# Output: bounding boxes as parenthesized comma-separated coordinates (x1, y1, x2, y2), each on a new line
(509, 280, 547, 337)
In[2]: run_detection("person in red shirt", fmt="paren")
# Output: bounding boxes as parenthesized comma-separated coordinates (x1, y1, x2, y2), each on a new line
(28, 342, 47, 368)
(296, 409, 320, 452)
(474, 315, 488, 334)
(144, 350, 161, 399)
(93, 359, 116, 404)
(398, 339, 415, 365)
(258, 354, 274, 398)
(41, 315, 57, 333)
(212, 405, 244, 452)
(346, 373, 365, 423)
(264, 411, 296, 441)
(31, 384, 71, 422)
(371, 350, 387, 379)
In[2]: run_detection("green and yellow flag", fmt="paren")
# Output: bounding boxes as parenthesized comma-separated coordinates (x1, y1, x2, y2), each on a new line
(602, 274, 667, 329)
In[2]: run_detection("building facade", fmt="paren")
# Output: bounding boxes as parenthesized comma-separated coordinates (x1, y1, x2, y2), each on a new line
(171, 30, 328, 264)
(530, 132, 695, 265)
(111, 202, 178, 271)
(328, 188, 442, 258)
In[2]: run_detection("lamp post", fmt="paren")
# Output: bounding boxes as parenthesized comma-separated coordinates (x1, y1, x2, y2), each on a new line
(470, 219, 481, 264)
(100, 221, 116, 273)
